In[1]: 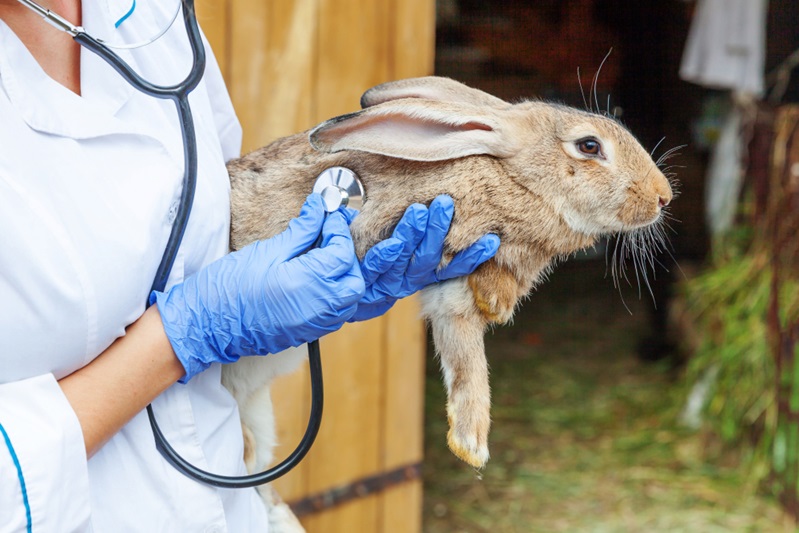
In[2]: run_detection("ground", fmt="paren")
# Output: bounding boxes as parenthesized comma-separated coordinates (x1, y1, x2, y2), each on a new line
(422, 257, 792, 533)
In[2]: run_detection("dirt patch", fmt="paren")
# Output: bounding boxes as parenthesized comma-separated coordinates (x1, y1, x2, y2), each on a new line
(422, 258, 791, 533)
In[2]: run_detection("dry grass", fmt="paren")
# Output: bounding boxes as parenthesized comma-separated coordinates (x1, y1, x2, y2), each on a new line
(422, 259, 793, 533)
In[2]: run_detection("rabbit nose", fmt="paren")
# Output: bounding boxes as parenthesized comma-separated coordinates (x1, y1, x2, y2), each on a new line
(658, 195, 670, 208)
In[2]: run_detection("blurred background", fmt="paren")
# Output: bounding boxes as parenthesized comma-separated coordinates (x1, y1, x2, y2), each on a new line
(199, 0, 799, 531)
(426, 2, 799, 531)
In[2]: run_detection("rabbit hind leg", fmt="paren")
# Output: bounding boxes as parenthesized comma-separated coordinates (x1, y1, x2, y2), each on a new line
(421, 280, 492, 469)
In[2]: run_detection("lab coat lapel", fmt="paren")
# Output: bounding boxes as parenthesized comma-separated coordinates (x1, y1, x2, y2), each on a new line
(0, 26, 136, 140)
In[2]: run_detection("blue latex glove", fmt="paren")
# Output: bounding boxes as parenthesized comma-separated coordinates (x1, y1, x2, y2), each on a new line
(350, 195, 500, 322)
(151, 194, 364, 382)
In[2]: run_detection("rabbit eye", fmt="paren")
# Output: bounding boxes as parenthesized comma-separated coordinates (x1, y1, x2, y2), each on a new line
(576, 138, 603, 157)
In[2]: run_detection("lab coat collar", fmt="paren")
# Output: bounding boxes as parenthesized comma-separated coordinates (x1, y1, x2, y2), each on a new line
(0, 3, 138, 140)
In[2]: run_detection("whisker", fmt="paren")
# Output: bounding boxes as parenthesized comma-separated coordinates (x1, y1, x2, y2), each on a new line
(655, 144, 687, 166)
(607, 216, 678, 311)
(650, 136, 666, 158)
(658, 143, 686, 158)
(658, 164, 686, 174)
(660, 211, 682, 226)
(610, 235, 622, 286)
(631, 237, 645, 300)
(656, 155, 683, 167)
(649, 135, 666, 159)
(611, 234, 633, 315)
(592, 48, 613, 115)
(577, 67, 589, 111)
(666, 246, 687, 280)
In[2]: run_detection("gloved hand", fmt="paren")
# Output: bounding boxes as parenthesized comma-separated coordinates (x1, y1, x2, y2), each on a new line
(350, 195, 500, 322)
(151, 194, 364, 382)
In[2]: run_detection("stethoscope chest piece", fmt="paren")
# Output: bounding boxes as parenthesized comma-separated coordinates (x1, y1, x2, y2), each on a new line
(313, 167, 365, 213)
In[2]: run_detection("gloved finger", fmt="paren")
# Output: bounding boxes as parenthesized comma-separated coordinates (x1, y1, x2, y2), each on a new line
(301, 211, 359, 280)
(348, 298, 397, 322)
(359, 238, 404, 286)
(319, 210, 355, 248)
(370, 204, 429, 294)
(392, 203, 429, 260)
(405, 195, 454, 281)
(303, 238, 366, 323)
(436, 233, 500, 281)
(340, 206, 359, 225)
(273, 194, 327, 260)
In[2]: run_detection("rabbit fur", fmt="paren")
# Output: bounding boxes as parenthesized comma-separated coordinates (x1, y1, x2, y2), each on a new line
(221, 76, 674, 474)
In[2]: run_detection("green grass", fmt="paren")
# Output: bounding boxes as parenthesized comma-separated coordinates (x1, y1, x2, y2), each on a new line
(422, 260, 792, 533)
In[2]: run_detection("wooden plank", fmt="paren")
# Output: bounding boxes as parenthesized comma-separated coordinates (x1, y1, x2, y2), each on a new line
(228, 0, 318, 152)
(227, 0, 268, 149)
(381, 297, 425, 468)
(314, 0, 392, 121)
(303, 493, 380, 532)
(269, 364, 312, 503)
(301, 320, 385, 531)
(195, 0, 230, 82)
(381, 480, 424, 533)
(258, 0, 318, 142)
(390, 0, 436, 79)
(379, 296, 425, 533)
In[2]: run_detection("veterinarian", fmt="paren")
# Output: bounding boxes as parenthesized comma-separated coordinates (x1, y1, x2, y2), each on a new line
(0, 1, 499, 531)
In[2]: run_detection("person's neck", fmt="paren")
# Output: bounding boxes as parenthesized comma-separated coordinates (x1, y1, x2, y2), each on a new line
(0, 0, 82, 95)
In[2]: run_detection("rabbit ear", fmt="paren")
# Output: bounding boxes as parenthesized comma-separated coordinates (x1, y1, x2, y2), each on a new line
(361, 76, 509, 109)
(309, 99, 522, 162)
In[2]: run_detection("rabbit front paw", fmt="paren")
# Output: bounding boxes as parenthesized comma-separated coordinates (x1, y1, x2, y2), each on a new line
(468, 262, 519, 324)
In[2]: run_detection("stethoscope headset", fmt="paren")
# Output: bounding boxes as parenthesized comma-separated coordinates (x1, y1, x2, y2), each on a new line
(17, 0, 364, 488)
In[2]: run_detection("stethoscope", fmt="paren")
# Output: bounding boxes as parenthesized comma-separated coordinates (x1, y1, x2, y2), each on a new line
(18, 0, 364, 488)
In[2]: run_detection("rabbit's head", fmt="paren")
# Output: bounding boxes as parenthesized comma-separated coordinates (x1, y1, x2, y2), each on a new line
(506, 102, 673, 236)
(310, 76, 672, 241)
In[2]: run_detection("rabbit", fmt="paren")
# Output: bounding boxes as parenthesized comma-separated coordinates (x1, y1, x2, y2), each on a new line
(221, 76, 674, 475)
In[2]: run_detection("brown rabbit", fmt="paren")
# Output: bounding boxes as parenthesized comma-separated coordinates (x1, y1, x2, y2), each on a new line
(223, 76, 673, 471)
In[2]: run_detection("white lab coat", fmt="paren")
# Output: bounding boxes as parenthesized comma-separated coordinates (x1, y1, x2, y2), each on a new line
(0, 3, 270, 531)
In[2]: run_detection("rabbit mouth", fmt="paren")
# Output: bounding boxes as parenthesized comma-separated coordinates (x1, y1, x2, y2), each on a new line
(625, 201, 670, 231)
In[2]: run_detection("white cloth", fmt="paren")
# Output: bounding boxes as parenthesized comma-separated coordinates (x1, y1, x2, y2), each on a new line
(0, 3, 270, 531)
(679, 0, 769, 96)
(704, 106, 745, 235)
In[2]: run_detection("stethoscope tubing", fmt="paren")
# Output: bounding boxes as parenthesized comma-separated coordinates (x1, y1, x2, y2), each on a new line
(73, 2, 205, 295)
(68, 0, 323, 489)
(152, 340, 325, 488)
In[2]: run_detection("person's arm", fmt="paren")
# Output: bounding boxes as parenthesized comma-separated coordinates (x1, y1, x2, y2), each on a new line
(0, 313, 173, 528)
(0, 377, 93, 531)
(57, 305, 182, 458)
(54, 192, 499, 459)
